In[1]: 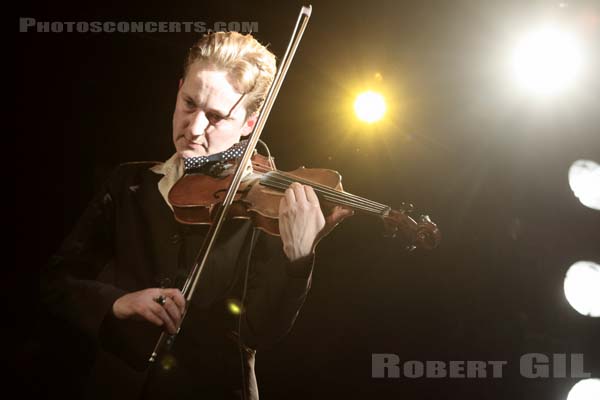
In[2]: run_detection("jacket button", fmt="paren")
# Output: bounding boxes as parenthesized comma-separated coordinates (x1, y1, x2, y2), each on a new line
(171, 233, 181, 244)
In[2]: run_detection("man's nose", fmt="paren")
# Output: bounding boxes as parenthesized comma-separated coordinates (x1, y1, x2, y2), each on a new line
(189, 111, 209, 138)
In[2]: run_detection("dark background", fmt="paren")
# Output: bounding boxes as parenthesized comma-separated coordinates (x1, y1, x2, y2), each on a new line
(17, 0, 599, 399)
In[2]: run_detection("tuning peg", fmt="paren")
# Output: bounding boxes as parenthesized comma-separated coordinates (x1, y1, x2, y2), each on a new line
(399, 202, 414, 213)
(419, 214, 432, 224)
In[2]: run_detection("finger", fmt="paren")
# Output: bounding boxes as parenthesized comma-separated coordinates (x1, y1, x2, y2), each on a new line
(162, 288, 186, 314)
(320, 206, 354, 241)
(279, 196, 289, 217)
(292, 182, 308, 204)
(151, 303, 177, 334)
(304, 185, 320, 206)
(163, 297, 182, 326)
(341, 208, 355, 219)
(328, 206, 354, 224)
(284, 184, 297, 204)
(141, 308, 164, 327)
(157, 307, 177, 334)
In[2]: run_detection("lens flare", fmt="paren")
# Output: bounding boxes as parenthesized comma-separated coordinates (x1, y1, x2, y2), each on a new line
(569, 160, 600, 211)
(564, 261, 600, 317)
(567, 379, 600, 400)
(227, 298, 243, 315)
(511, 26, 583, 95)
(354, 91, 386, 123)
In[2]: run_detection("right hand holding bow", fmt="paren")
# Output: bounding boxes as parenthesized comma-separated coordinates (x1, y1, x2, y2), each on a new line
(112, 288, 186, 334)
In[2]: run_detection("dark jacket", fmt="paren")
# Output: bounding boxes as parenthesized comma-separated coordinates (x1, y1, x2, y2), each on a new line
(40, 162, 314, 399)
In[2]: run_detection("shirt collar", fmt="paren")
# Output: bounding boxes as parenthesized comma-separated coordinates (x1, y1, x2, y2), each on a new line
(150, 153, 184, 210)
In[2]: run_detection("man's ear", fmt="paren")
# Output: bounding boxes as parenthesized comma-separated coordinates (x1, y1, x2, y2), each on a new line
(241, 113, 258, 137)
(178, 78, 184, 90)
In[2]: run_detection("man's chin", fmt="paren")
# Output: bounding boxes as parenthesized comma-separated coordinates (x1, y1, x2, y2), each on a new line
(178, 149, 207, 159)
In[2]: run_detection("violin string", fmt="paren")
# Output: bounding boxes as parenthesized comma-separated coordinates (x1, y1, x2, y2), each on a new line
(260, 174, 387, 215)
(264, 170, 390, 213)
(257, 172, 388, 214)
(264, 177, 384, 214)
(251, 166, 390, 213)
(261, 179, 384, 215)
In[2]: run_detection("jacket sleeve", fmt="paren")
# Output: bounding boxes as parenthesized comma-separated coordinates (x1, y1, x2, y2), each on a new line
(238, 229, 314, 350)
(40, 166, 127, 342)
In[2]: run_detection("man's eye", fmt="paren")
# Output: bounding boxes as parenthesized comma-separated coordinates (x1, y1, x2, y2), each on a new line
(206, 113, 224, 124)
(185, 99, 196, 109)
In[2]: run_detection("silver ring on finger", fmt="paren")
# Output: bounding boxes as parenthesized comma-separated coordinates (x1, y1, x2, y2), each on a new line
(153, 295, 167, 306)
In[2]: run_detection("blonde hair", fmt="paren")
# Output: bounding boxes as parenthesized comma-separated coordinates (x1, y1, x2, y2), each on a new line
(184, 32, 277, 117)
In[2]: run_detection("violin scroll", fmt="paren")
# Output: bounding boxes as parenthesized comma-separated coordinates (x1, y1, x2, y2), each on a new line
(415, 214, 441, 250)
(382, 209, 441, 250)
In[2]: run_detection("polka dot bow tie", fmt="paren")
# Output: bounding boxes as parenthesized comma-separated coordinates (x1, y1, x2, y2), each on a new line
(183, 140, 248, 173)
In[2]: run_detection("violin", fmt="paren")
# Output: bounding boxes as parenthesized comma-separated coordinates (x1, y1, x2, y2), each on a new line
(168, 153, 441, 250)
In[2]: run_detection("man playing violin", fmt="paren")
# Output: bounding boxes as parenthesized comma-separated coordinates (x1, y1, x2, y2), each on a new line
(41, 31, 351, 399)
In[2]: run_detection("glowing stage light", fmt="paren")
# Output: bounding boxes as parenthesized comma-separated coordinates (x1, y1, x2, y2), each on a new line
(567, 379, 600, 400)
(354, 91, 386, 123)
(569, 160, 600, 211)
(564, 261, 600, 317)
(160, 353, 177, 371)
(227, 298, 242, 315)
(511, 26, 583, 95)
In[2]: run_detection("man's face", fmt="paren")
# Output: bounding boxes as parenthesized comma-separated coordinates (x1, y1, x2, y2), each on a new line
(172, 63, 256, 158)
